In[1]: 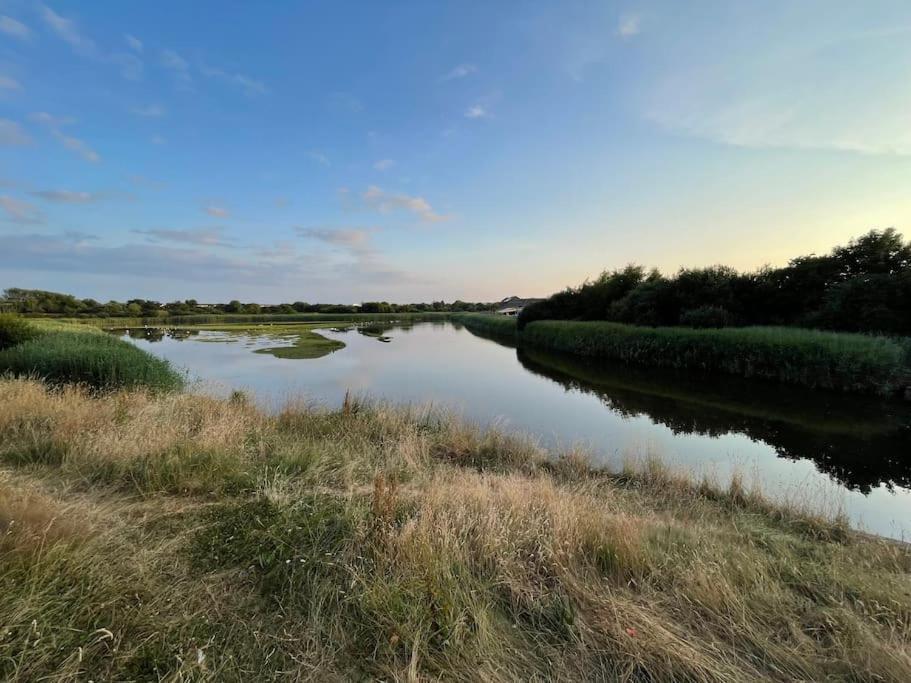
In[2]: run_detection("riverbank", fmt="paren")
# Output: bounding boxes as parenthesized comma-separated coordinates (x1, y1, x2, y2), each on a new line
(456, 314, 911, 397)
(1, 377, 910, 681)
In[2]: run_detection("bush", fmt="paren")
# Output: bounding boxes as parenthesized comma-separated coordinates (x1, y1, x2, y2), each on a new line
(518, 229, 911, 335)
(679, 305, 734, 328)
(0, 332, 185, 391)
(0, 314, 43, 350)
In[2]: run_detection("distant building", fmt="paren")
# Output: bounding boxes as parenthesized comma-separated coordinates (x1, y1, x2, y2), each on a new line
(495, 296, 543, 316)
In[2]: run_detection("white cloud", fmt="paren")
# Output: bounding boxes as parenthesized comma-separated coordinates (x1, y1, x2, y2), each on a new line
(0, 75, 21, 91)
(133, 228, 232, 247)
(618, 14, 641, 38)
(442, 63, 477, 81)
(39, 3, 97, 56)
(125, 33, 143, 53)
(465, 105, 489, 119)
(353, 185, 450, 223)
(0, 195, 44, 224)
(373, 159, 395, 171)
(204, 205, 229, 218)
(0, 119, 30, 146)
(53, 130, 100, 162)
(199, 64, 268, 96)
(131, 104, 166, 118)
(31, 190, 100, 203)
(151, 135, 166, 145)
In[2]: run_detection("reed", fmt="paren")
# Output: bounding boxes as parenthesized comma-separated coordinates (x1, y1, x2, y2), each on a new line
(457, 314, 910, 396)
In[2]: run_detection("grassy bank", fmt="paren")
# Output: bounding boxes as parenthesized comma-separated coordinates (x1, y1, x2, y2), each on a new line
(1, 378, 909, 681)
(457, 314, 910, 397)
(0, 318, 184, 391)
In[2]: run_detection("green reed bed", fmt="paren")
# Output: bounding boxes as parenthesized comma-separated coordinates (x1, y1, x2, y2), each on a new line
(0, 331, 184, 392)
(457, 314, 909, 396)
(453, 312, 519, 339)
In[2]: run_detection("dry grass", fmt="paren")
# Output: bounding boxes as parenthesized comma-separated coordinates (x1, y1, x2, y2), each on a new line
(0, 377, 909, 681)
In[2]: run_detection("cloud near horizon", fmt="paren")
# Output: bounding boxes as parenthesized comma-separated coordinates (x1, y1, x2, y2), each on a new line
(132, 227, 233, 247)
(1, 195, 44, 224)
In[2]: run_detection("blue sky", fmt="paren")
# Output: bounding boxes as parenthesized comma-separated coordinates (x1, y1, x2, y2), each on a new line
(2, 1, 911, 303)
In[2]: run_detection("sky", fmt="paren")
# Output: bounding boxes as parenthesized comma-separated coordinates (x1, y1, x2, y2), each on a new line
(2, 0, 911, 304)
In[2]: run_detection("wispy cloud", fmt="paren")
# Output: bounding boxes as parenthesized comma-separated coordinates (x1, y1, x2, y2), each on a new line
(30, 190, 104, 203)
(124, 33, 142, 53)
(161, 48, 192, 87)
(130, 104, 166, 118)
(0, 119, 30, 146)
(618, 14, 641, 38)
(28, 111, 99, 161)
(0, 15, 31, 40)
(204, 205, 229, 218)
(296, 227, 374, 251)
(373, 159, 395, 171)
(133, 227, 232, 247)
(645, 28, 911, 156)
(29, 112, 74, 127)
(464, 104, 489, 119)
(309, 150, 330, 166)
(0, 75, 22, 91)
(326, 92, 363, 113)
(343, 185, 450, 223)
(111, 52, 143, 81)
(296, 226, 417, 286)
(442, 63, 477, 81)
(39, 3, 97, 56)
(52, 130, 100, 162)
(0, 195, 44, 224)
(39, 5, 142, 80)
(151, 135, 166, 145)
(199, 64, 268, 96)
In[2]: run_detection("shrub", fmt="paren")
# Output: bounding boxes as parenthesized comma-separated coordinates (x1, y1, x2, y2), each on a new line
(679, 305, 734, 328)
(0, 314, 42, 350)
(0, 332, 185, 391)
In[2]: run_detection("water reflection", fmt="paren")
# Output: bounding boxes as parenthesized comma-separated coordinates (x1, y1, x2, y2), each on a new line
(514, 347, 911, 494)
(114, 322, 911, 537)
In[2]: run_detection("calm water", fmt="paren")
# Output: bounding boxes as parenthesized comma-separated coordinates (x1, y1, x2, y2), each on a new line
(117, 322, 911, 540)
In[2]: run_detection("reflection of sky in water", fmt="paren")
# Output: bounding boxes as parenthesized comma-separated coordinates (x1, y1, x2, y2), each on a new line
(123, 324, 911, 541)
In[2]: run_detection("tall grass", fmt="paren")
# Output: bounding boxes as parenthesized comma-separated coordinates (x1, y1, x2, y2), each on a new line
(0, 378, 908, 681)
(0, 332, 184, 391)
(458, 314, 910, 396)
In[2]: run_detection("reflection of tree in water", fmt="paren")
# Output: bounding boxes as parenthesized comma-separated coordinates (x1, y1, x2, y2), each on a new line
(513, 347, 911, 493)
(112, 328, 200, 343)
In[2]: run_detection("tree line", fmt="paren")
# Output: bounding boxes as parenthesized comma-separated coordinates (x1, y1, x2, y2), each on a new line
(519, 229, 911, 335)
(0, 290, 495, 318)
